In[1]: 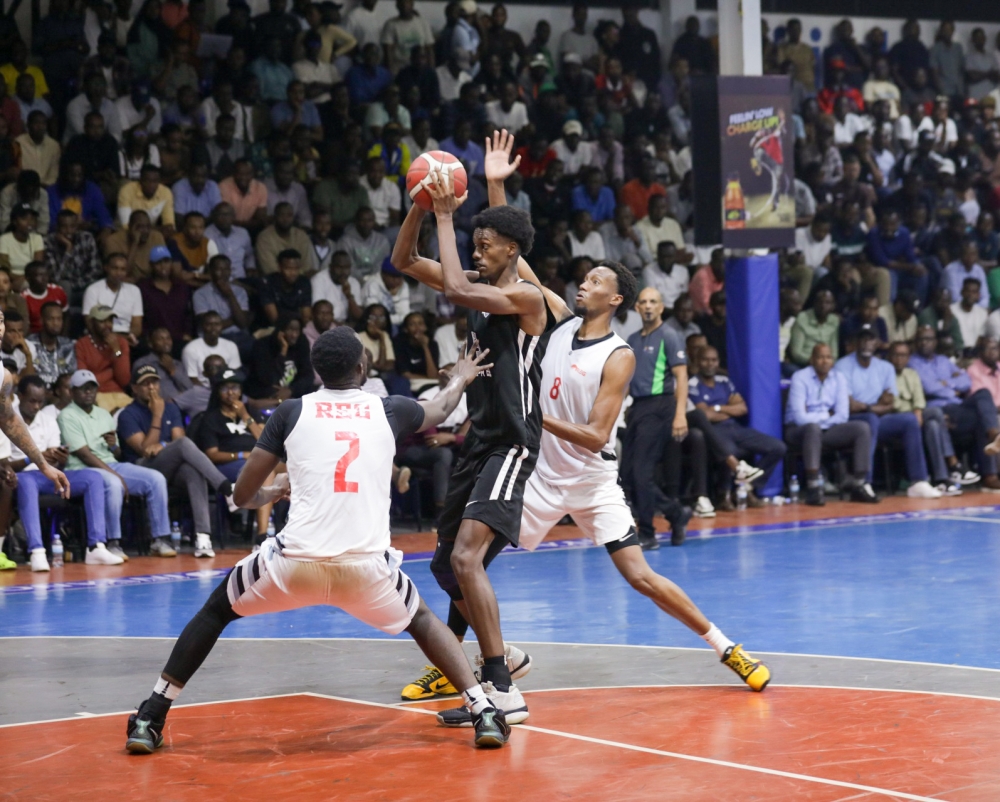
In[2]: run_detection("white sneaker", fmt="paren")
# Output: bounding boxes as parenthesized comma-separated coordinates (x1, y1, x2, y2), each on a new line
(396, 466, 412, 494)
(907, 480, 942, 499)
(936, 482, 962, 497)
(149, 538, 177, 557)
(85, 542, 125, 565)
(193, 533, 215, 558)
(106, 540, 129, 562)
(30, 547, 49, 572)
(475, 643, 533, 681)
(693, 496, 716, 518)
(437, 681, 529, 727)
(734, 460, 764, 484)
(225, 494, 239, 513)
(950, 470, 981, 486)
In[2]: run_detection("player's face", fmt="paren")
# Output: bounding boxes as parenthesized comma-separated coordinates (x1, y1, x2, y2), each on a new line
(575, 267, 620, 315)
(472, 228, 516, 281)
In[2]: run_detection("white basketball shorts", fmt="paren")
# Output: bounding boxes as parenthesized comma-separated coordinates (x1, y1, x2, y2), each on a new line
(227, 541, 420, 635)
(519, 472, 636, 552)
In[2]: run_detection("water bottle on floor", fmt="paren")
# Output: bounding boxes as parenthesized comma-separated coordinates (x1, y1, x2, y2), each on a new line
(170, 522, 182, 552)
(736, 484, 748, 511)
(789, 475, 800, 504)
(51, 534, 64, 568)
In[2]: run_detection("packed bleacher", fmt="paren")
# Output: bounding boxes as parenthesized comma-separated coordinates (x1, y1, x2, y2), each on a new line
(3, 0, 1000, 570)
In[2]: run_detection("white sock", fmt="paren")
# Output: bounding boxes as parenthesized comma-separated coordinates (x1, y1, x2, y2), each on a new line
(701, 623, 735, 658)
(153, 676, 183, 701)
(462, 684, 494, 715)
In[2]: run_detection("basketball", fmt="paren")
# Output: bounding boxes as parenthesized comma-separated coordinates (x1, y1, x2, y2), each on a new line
(406, 150, 469, 212)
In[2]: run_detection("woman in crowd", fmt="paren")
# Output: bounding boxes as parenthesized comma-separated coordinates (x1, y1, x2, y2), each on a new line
(245, 315, 314, 402)
(393, 311, 440, 395)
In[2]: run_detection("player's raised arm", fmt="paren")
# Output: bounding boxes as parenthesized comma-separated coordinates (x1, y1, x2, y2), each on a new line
(542, 347, 635, 452)
(391, 203, 446, 291)
(428, 170, 546, 323)
(417, 346, 493, 432)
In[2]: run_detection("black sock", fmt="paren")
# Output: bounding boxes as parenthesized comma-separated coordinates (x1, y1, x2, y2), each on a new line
(143, 692, 172, 724)
(479, 654, 511, 690)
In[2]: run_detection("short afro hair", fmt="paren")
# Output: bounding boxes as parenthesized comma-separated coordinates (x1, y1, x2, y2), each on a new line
(311, 326, 364, 386)
(471, 205, 535, 256)
(595, 260, 638, 311)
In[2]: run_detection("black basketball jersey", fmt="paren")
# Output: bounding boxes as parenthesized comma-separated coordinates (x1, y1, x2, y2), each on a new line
(464, 281, 555, 449)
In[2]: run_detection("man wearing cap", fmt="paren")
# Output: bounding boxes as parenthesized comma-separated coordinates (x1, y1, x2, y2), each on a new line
(75, 304, 131, 411)
(552, 120, 594, 178)
(362, 257, 410, 326)
(58, 369, 176, 557)
(835, 325, 942, 498)
(13, 374, 120, 571)
(118, 364, 238, 558)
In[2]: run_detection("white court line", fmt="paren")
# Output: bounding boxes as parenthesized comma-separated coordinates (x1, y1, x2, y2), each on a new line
(301, 691, 945, 802)
(4, 635, 1000, 674)
(933, 515, 1000, 525)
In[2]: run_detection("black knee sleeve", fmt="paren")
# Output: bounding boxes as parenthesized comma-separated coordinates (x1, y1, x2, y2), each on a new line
(162, 573, 241, 685)
(430, 538, 463, 601)
(447, 601, 469, 638)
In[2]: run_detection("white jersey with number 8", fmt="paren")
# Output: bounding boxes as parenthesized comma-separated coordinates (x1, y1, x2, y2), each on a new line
(535, 317, 629, 486)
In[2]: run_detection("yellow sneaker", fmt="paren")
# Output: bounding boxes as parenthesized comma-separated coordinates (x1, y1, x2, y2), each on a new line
(400, 666, 459, 701)
(722, 644, 771, 691)
(0, 551, 15, 570)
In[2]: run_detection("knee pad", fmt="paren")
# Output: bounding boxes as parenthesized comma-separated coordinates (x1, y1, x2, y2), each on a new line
(430, 540, 463, 601)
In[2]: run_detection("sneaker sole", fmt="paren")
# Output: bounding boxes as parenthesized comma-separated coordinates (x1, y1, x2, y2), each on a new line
(474, 731, 508, 748)
(693, 511, 716, 518)
(125, 738, 161, 754)
(439, 708, 529, 728)
(193, 552, 215, 558)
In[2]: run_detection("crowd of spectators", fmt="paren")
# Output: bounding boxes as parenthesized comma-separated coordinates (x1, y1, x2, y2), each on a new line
(5, 1, 1000, 568)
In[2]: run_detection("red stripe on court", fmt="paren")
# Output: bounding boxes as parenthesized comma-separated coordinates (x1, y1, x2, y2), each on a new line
(5, 687, 1000, 800)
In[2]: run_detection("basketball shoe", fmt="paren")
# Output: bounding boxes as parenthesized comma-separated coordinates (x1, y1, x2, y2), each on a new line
(401, 666, 459, 700)
(473, 705, 510, 748)
(722, 644, 771, 691)
(125, 701, 165, 754)
(437, 681, 529, 727)
(475, 643, 532, 681)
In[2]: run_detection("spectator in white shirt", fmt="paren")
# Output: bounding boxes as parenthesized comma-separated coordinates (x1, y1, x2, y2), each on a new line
(310, 250, 362, 324)
(181, 311, 242, 385)
(550, 120, 594, 178)
(197, 81, 254, 142)
(568, 210, 606, 261)
(362, 154, 402, 231)
(436, 58, 472, 102)
(485, 81, 530, 134)
(433, 311, 467, 369)
(832, 95, 870, 146)
(642, 241, 689, 312)
(915, 98, 958, 151)
(114, 83, 162, 139)
(952, 276, 989, 351)
(344, 0, 382, 49)
(293, 31, 341, 105)
(82, 253, 143, 341)
(794, 210, 834, 284)
(361, 260, 410, 326)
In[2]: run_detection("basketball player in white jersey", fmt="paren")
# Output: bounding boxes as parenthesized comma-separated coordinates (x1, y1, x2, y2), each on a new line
(125, 328, 512, 753)
(481, 131, 770, 698)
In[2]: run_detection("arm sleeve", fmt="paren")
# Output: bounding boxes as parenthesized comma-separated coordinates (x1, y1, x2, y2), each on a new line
(58, 412, 89, 453)
(382, 396, 425, 440)
(255, 399, 302, 460)
(116, 406, 143, 443)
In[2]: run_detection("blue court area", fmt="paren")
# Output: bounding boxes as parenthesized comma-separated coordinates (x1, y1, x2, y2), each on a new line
(5, 509, 1000, 669)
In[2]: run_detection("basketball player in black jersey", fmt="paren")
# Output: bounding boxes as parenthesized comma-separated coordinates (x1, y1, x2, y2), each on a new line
(391, 162, 555, 723)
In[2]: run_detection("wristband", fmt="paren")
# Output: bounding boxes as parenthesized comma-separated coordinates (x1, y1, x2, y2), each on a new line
(23, 455, 30, 465)
(238, 451, 245, 460)
(454, 433, 465, 446)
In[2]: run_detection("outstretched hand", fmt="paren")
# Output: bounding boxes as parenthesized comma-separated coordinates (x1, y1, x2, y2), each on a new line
(450, 345, 492, 386)
(426, 168, 468, 217)
(484, 128, 521, 183)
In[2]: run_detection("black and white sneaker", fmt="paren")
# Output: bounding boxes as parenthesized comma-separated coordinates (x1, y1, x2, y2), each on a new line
(125, 702, 165, 754)
(437, 682, 529, 728)
(472, 705, 510, 748)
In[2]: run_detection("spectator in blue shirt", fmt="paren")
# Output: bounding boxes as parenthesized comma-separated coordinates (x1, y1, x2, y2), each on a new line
(172, 163, 223, 220)
(909, 325, 1000, 491)
(346, 43, 393, 105)
(866, 208, 931, 305)
(836, 325, 941, 498)
(440, 119, 485, 176)
(942, 240, 988, 309)
(270, 80, 323, 141)
(250, 37, 295, 103)
(117, 364, 236, 558)
(688, 345, 786, 506)
(571, 167, 616, 223)
(47, 161, 113, 233)
(784, 342, 875, 505)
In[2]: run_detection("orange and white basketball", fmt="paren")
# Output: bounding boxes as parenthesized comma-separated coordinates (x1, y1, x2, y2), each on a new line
(406, 150, 469, 212)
